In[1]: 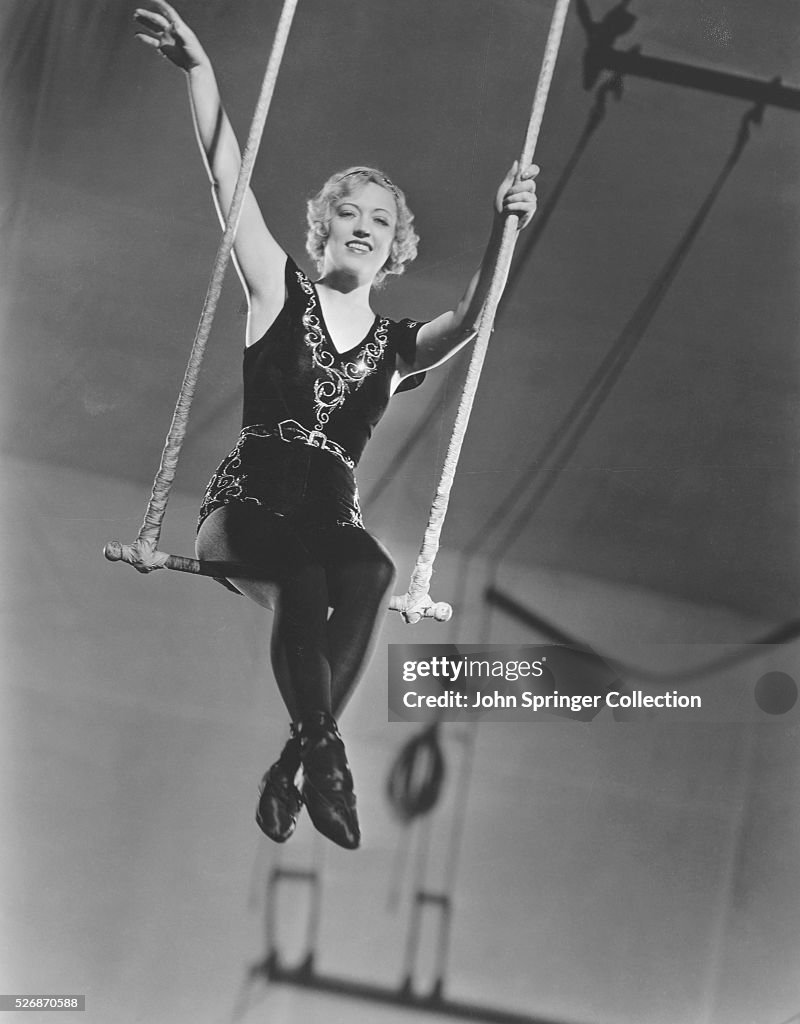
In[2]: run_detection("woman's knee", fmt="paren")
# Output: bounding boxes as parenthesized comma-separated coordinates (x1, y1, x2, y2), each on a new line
(351, 531, 396, 591)
(371, 543, 396, 593)
(330, 531, 396, 603)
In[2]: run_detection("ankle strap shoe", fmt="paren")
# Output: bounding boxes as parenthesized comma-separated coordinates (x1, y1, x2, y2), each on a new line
(255, 729, 303, 843)
(299, 713, 360, 850)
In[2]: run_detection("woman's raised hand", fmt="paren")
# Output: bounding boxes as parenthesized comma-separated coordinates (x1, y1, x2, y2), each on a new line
(496, 161, 539, 229)
(134, 1, 207, 71)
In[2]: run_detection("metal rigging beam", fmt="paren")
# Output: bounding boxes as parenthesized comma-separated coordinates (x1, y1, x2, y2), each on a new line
(598, 48, 800, 111)
(577, 0, 800, 111)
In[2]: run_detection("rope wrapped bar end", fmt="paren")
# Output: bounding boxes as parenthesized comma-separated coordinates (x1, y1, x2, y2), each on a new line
(103, 539, 172, 574)
(104, 543, 244, 579)
(389, 593, 453, 624)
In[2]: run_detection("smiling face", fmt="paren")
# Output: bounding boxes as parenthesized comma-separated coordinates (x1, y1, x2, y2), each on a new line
(306, 167, 419, 286)
(322, 181, 398, 284)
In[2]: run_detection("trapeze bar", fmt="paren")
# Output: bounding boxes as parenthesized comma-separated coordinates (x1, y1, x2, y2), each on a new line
(103, 540, 274, 581)
(595, 48, 800, 111)
(260, 955, 573, 1024)
(104, 540, 452, 614)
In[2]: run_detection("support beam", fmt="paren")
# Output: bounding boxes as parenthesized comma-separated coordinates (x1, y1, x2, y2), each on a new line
(257, 866, 579, 1024)
(597, 48, 800, 111)
(259, 955, 575, 1024)
(576, 1, 800, 111)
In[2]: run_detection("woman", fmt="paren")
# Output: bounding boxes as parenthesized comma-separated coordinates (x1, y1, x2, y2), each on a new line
(134, 0, 538, 850)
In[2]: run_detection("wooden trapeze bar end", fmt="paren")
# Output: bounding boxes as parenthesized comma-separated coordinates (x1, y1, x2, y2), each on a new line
(103, 540, 202, 576)
(389, 593, 453, 624)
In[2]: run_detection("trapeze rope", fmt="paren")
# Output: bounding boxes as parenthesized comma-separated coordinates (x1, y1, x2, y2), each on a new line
(389, 0, 573, 624)
(104, 0, 298, 576)
(106, 0, 572, 619)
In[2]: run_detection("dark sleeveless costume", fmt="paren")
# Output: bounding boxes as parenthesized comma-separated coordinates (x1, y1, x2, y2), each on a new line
(198, 255, 424, 591)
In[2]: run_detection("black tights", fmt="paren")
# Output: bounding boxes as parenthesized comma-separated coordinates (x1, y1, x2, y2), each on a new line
(196, 503, 395, 722)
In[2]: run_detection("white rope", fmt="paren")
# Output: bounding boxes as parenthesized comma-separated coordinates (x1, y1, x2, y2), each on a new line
(104, 0, 299, 574)
(390, 0, 573, 624)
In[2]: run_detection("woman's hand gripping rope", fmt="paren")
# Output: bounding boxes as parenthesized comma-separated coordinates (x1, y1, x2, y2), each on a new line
(497, 160, 539, 228)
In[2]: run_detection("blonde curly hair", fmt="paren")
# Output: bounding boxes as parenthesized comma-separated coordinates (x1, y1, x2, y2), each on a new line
(306, 167, 419, 286)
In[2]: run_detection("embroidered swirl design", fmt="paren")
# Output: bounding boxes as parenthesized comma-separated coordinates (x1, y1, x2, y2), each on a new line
(297, 271, 389, 428)
(198, 431, 252, 525)
(198, 426, 364, 530)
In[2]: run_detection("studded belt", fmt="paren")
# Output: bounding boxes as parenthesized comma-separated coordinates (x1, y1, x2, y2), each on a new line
(242, 420, 355, 470)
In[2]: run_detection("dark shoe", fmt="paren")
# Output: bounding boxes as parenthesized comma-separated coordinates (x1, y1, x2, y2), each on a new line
(256, 733, 303, 843)
(300, 712, 360, 850)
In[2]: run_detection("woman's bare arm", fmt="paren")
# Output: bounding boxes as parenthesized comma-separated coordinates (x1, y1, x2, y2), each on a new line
(134, 1, 285, 341)
(398, 162, 539, 376)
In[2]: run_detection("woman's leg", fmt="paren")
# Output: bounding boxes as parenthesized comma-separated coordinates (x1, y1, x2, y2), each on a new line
(197, 507, 369, 849)
(265, 525, 396, 715)
(322, 527, 396, 715)
(265, 522, 378, 849)
(196, 503, 332, 719)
